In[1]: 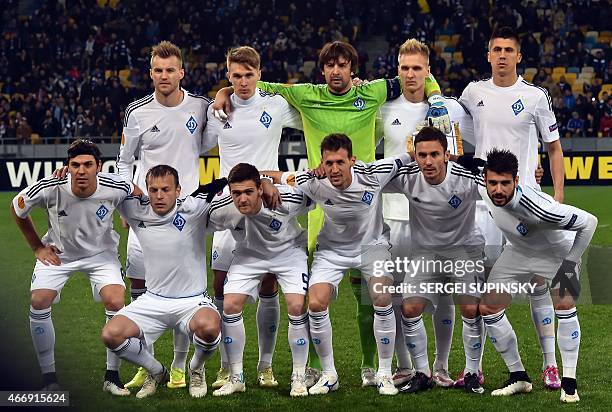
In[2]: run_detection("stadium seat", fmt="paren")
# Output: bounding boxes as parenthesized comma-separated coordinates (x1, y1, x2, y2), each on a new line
(444, 45, 455, 53)
(590, 48, 603, 56)
(582, 66, 596, 74)
(207, 90, 217, 99)
(552, 66, 566, 75)
(533, 32, 541, 42)
(552, 72, 564, 83)
(452, 51, 463, 64)
(302, 61, 316, 77)
(572, 80, 585, 94)
(565, 73, 577, 85)
(524, 67, 538, 76)
(104, 70, 113, 79)
(219, 79, 229, 88)
(438, 35, 451, 43)
(579, 72, 595, 81)
(205, 62, 218, 71)
(118, 69, 130, 87)
(567, 67, 580, 74)
(30, 133, 40, 144)
(434, 40, 447, 51)
(586, 31, 599, 42)
(450, 34, 460, 46)
(601, 84, 612, 96)
(441, 52, 452, 65)
(523, 71, 535, 82)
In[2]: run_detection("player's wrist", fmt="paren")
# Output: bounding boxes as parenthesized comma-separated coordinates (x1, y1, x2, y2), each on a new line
(280, 171, 292, 185)
(260, 175, 274, 184)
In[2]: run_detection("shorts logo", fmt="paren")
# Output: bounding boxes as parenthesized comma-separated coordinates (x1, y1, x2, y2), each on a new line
(312, 338, 321, 344)
(511, 99, 524, 115)
(96, 205, 109, 220)
(516, 222, 529, 236)
(259, 111, 272, 128)
(17, 196, 25, 209)
(448, 195, 462, 209)
(224, 337, 233, 344)
(173, 213, 186, 231)
(361, 191, 374, 205)
(571, 330, 579, 339)
(269, 324, 277, 333)
(549, 123, 558, 132)
(442, 319, 453, 325)
(395, 158, 403, 168)
(353, 96, 366, 111)
(31, 273, 36, 283)
(473, 342, 482, 349)
(380, 337, 390, 344)
(34, 326, 44, 335)
(407, 342, 416, 349)
(490, 336, 497, 343)
(186, 116, 198, 134)
(269, 218, 282, 231)
(542, 317, 552, 325)
(212, 250, 219, 261)
(296, 338, 307, 346)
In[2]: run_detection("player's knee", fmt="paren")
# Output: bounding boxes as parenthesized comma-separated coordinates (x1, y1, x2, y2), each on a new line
(402, 304, 422, 318)
(192, 317, 220, 342)
(371, 292, 391, 308)
(308, 298, 328, 313)
(460, 304, 479, 319)
(30, 292, 53, 310)
(554, 299, 575, 311)
(102, 295, 125, 312)
(101, 322, 125, 348)
(478, 303, 496, 316)
(222, 300, 242, 315)
(286, 300, 306, 317)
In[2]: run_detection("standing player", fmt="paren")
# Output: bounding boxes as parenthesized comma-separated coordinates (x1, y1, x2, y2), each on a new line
(103, 165, 233, 399)
(376, 38, 478, 388)
(264, 134, 410, 396)
(214, 40, 450, 387)
(203, 46, 303, 389)
(479, 149, 597, 403)
(117, 41, 214, 390)
(459, 26, 566, 388)
(210, 164, 313, 397)
(11, 140, 133, 395)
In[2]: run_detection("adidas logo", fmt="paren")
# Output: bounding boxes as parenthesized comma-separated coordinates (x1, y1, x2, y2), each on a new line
(477, 100, 484, 107)
(324, 199, 334, 206)
(223, 122, 232, 129)
(58, 210, 67, 217)
(234, 226, 244, 231)
(138, 221, 146, 228)
(391, 118, 401, 125)
(151, 125, 160, 132)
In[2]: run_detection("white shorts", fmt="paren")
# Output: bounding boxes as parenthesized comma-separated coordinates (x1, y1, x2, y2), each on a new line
(116, 292, 218, 346)
(310, 245, 393, 297)
(125, 228, 145, 280)
(401, 246, 485, 302)
(476, 201, 504, 267)
(31, 250, 125, 303)
(225, 247, 309, 303)
(211, 230, 236, 272)
(488, 244, 579, 296)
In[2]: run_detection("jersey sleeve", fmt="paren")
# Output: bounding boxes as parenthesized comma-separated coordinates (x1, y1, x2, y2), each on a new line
(458, 83, 475, 115)
(201, 104, 221, 153)
(257, 81, 308, 108)
(542, 201, 598, 262)
(362, 78, 401, 106)
(206, 195, 240, 232)
(382, 163, 415, 194)
(117, 112, 142, 182)
(293, 171, 318, 199)
(362, 154, 411, 189)
(280, 97, 303, 130)
(117, 195, 149, 224)
(533, 90, 560, 143)
(11, 177, 57, 218)
(278, 185, 314, 216)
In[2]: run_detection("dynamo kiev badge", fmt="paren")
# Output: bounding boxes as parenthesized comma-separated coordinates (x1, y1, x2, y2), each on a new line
(511, 99, 524, 116)
(186, 116, 198, 134)
(353, 96, 366, 111)
(260, 111, 272, 129)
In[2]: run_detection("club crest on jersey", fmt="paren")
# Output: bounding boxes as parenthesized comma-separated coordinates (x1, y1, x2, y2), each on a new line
(269, 218, 282, 231)
(260, 111, 272, 128)
(511, 99, 524, 115)
(186, 116, 198, 134)
(173, 213, 186, 231)
(448, 195, 462, 209)
(96, 205, 109, 220)
(353, 96, 366, 111)
(361, 191, 374, 205)
(212, 250, 219, 260)
(516, 222, 529, 236)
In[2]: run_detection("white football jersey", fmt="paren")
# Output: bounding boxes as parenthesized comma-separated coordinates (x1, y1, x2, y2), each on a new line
(118, 194, 241, 298)
(384, 161, 484, 247)
(479, 184, 597, 261)
(204, 88, 303, 177)
(13, 173, 133, 261)
(209, 185, 313, 257)
(459, 76, 559, 188)
(117, 89, 214, 195)
(294, 155, 409, 256)
(377, 95, 474, 221)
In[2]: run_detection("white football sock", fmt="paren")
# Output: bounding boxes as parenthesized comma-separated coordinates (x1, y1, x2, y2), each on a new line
(288, 313, 309, 376)
(190, 332, 221, 370)
(402, 314, 430, 376)
(308, 309, 336, 376)
(171, 328, 189, 371)
(393, 306, 413, 370)
(214, 296, 229, 369)
(105, 310, 121, 371)
(433, 294, 455, 371)
(374, 304, 396, 377)
(483, 310, 524, 372)
(529, 284, 557, 368)
(556, 309, 580, 379)
(111, 337, 163, 375)
(222, 312, 245, 376)
(462, 315, 483, 374)
(256, 292, 280, 371)
(29, 306, 55, 374)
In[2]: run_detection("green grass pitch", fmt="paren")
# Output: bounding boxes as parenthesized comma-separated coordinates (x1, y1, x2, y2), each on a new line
(0, 187, 610, 411)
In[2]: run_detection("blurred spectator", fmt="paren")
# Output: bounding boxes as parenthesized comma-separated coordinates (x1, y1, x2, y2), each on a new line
(563, 88, 577, 111)
(16, 116, 33, 143)
(566, 111, 585, 137)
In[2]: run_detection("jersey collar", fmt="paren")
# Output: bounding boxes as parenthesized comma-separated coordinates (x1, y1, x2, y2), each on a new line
(489, 75, 523, 91)
(232, 89, 259, 107)
(153, 87, 189, 110)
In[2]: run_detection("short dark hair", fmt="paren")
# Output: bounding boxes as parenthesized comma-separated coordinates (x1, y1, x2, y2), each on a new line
(228, 163, 261, 187)
(145, 164, 180, 187)
(67, 139, 101, 164)
(414, 126, 448, 152)
(320, 133, 353, 157)
(489, 26, 521, 50)
(318, 41, 358, 72)
(485, 148, 519, 179)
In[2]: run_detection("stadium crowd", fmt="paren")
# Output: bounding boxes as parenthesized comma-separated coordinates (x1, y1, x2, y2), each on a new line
(0, 0, 611, 143)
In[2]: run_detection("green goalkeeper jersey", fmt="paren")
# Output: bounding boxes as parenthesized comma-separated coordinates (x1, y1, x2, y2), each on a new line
(258, 76, 440, 166)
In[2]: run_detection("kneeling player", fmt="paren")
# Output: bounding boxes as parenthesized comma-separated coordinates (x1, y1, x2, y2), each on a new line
(211, 164, 313, 397)
(11, 140, 133, 395)
(102, 166, 235, 399)
(479, 149, 597, 402)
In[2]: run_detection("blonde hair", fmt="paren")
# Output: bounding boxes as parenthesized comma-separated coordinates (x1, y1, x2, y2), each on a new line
(150, 41, 183, 68)
(226, 46, 261, 70)
(397, 38, 430, 64)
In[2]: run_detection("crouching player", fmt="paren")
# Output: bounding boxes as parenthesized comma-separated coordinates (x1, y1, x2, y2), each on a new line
(11, 140, 133, 395)
(101, 165, 237, 399)
(479, 149, 597, 402)
(211, 163, 313, 397)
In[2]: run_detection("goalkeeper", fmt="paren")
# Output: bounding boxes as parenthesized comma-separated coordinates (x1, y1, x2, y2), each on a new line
(212, 40, 449, 387)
